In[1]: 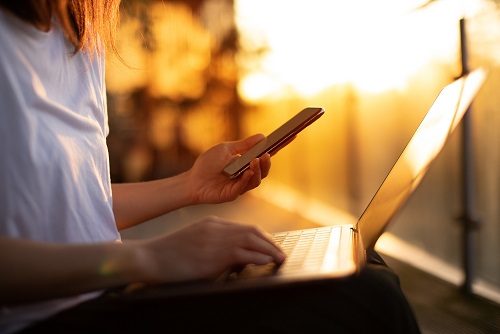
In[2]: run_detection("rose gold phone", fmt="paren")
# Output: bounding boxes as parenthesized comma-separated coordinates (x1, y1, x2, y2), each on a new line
(223, 107, 325, 179)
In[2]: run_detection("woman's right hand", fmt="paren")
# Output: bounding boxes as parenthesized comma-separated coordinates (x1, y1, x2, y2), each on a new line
(136, 217, 286, 284)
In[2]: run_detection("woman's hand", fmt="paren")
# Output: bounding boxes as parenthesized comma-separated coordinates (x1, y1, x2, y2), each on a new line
(136, 217, 285, 283)
(186, 134, 271, 204)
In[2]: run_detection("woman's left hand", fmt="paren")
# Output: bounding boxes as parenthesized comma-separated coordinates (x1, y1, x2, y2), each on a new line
(186, 134, 271, 204)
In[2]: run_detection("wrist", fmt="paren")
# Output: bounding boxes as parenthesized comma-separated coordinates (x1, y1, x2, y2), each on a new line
(181, 169, 201, 205)
(119, 241, 156, 284)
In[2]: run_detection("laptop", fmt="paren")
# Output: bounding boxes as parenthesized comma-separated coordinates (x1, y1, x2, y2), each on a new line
(126, 68, 486, 299)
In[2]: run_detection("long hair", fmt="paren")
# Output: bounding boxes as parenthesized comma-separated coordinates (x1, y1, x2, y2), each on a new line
(0, 0, 121, 58)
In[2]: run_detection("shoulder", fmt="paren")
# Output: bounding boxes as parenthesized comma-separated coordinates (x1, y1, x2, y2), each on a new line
(0, 9, 39, 45)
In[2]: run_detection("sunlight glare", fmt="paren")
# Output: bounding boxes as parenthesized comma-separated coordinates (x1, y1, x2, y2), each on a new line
(235, 0, 464, 101)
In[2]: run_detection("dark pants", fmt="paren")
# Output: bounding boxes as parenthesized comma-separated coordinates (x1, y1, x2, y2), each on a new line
(21, 251, 421, 333)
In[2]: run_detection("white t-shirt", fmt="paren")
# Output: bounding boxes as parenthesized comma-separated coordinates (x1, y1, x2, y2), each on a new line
(0, 10, 121, 334)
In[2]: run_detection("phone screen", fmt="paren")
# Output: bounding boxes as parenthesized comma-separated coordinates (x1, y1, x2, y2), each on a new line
(223, 107, 325, 179)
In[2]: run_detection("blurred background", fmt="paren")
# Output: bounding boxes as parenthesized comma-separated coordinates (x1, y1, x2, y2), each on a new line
(106, 0, 499, 304)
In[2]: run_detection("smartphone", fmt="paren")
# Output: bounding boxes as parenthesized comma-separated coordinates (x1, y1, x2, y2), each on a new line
(223, 107, 325, 179)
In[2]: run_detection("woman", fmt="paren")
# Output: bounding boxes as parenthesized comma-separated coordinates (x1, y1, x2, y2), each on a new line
(0, 0, 282, 331)
(0, 1, 420, 333)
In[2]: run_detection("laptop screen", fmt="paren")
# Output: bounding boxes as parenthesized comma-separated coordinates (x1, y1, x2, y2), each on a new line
(356, 68, 487, 250)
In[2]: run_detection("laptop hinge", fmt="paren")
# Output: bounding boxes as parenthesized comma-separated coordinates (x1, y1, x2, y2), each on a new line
(350, 227, 367, 268)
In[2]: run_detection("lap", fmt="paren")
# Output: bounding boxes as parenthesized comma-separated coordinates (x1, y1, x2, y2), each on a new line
(21, 251, 421, 334)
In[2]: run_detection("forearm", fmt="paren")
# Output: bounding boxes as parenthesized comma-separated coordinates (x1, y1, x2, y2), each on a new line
(111, 136, 272, 230)
(0, 217, 286, 305)
(0, 237, 147, 305)
(111, 171, 194, 230)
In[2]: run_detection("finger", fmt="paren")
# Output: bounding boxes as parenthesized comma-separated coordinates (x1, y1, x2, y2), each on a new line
(236, 158, 263, 195)
(220, 223, 285, 264)
(230, 167, 254, 195)
(248, 158, 262, 184)
(259, 153, 271, 179)
(229, 133, 265, 155)
(245, 233, 285, 264)
(214, 220, 275, 244)
(230, 248, 275, 266)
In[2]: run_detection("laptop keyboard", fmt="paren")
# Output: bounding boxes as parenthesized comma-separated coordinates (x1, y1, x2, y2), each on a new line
(230, 226, 342, 279)
(273, 227, 340, 275)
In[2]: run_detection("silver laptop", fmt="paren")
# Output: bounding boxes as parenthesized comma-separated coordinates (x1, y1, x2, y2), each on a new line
(127, 68, 486, 298)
